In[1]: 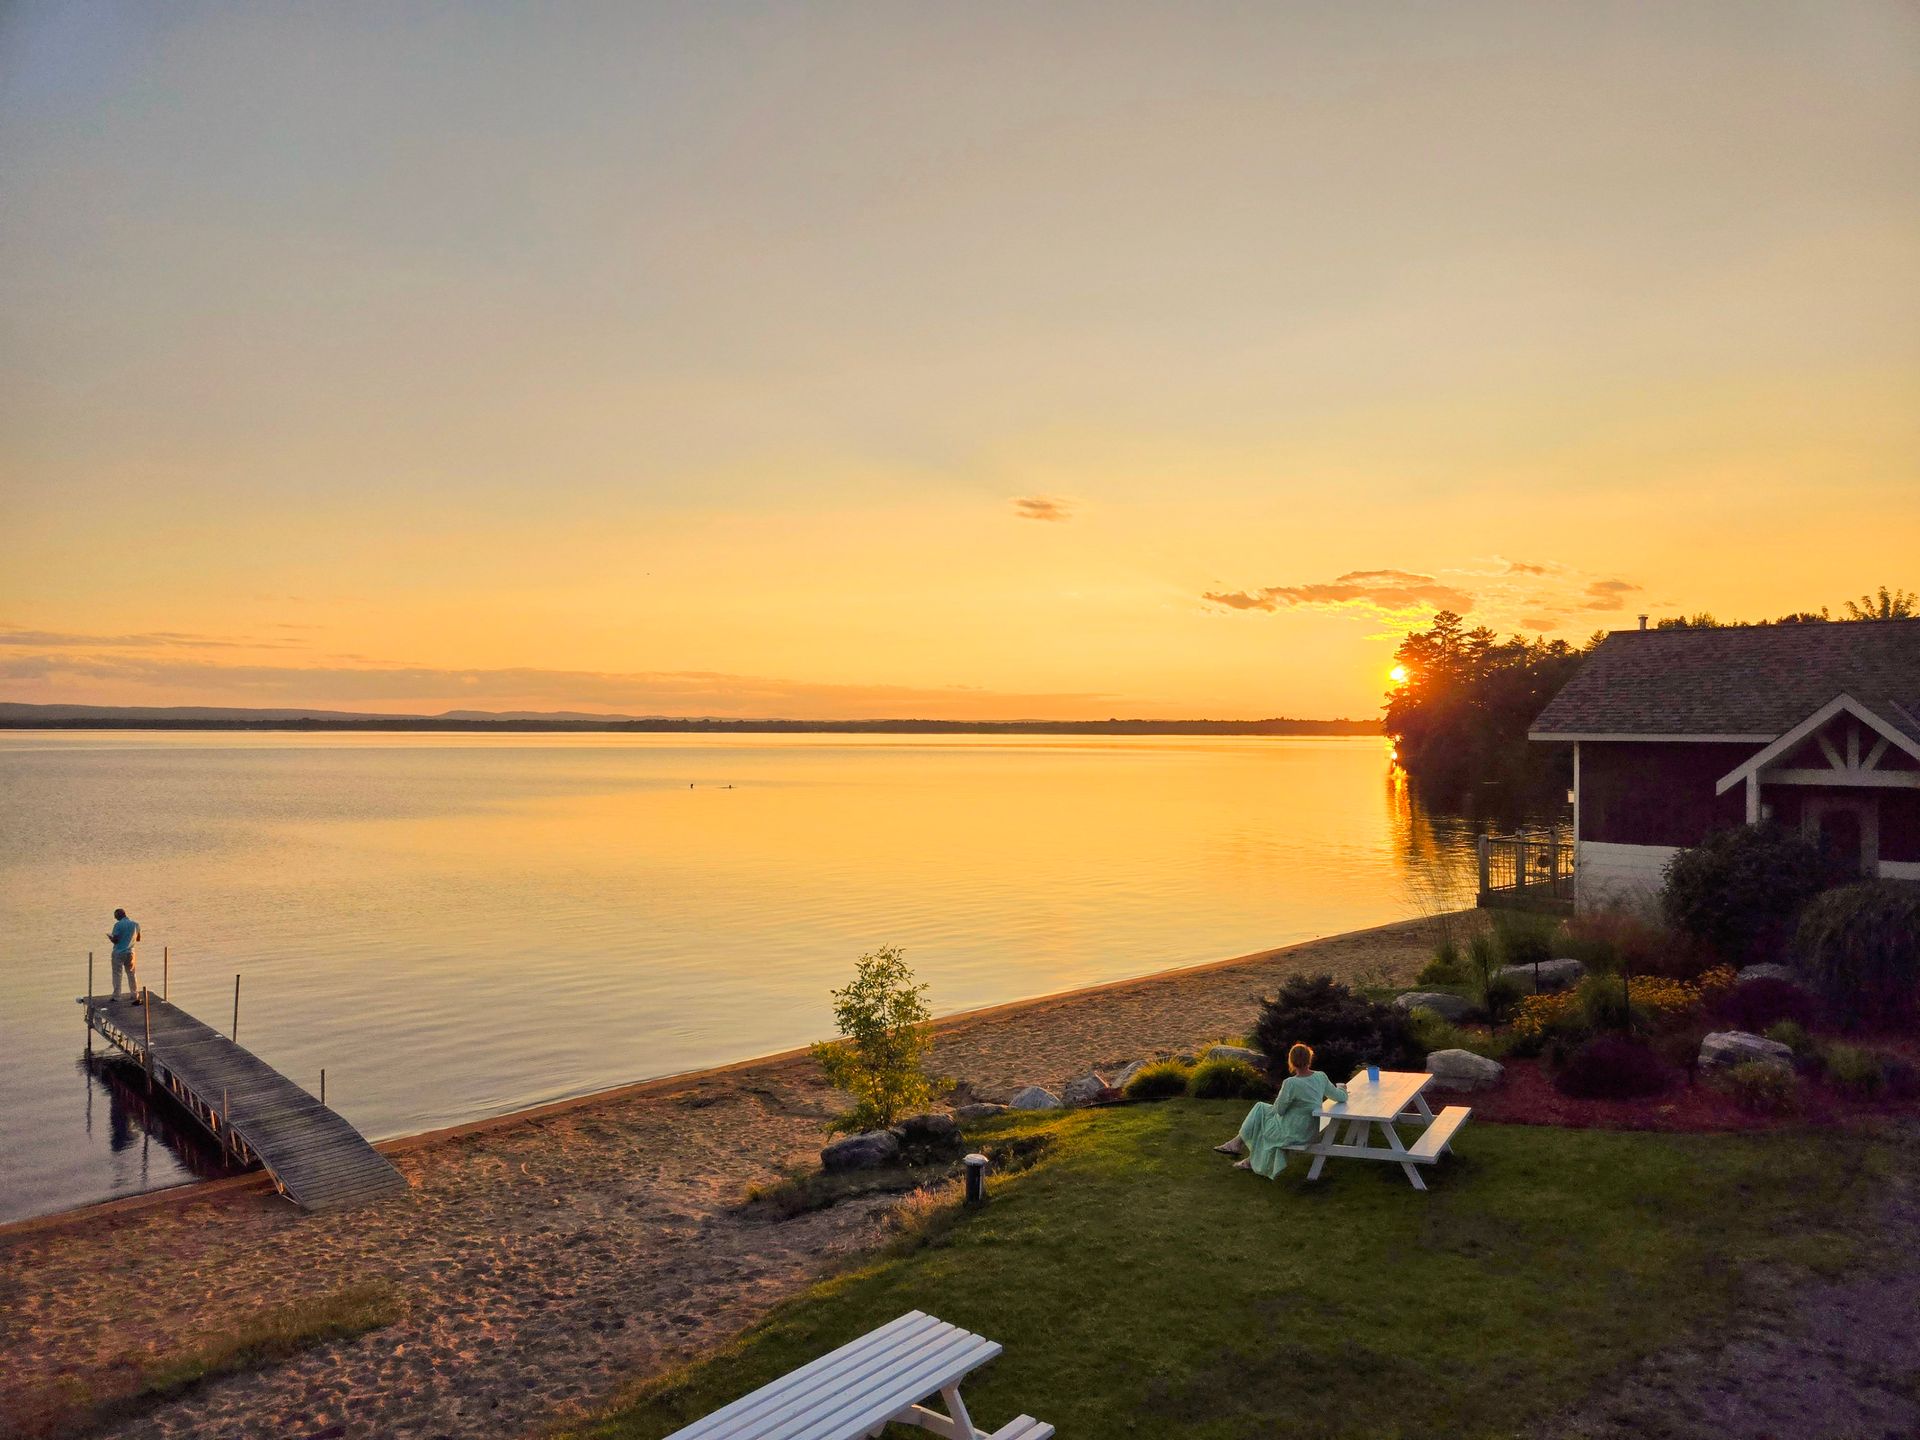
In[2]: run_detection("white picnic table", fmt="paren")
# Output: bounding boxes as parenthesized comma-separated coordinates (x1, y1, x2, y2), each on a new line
(1293, 1069, 1470, 1192)
(663, 1309, 1051, 1440)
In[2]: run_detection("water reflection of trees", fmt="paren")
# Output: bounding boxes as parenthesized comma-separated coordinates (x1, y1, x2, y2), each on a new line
(1386, 760, 1572, 918)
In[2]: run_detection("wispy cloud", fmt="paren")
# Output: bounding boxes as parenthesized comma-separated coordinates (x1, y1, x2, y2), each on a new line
(1011, 495, 1071, 522)
(1581, 579, 1641, 610)
(0, 625, 306, 650)
(0, 652, 1120, 721)
(1203, 569, 1474, 618)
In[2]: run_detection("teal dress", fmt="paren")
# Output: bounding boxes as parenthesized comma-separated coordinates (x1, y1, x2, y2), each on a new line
(1236, 1071, 1347, 1178)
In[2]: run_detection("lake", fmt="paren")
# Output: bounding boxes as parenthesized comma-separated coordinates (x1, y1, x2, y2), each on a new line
(0, 731, 1492, 1222)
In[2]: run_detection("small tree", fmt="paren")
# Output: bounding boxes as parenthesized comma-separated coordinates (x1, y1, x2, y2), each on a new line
(811, 945, 936, 1135)
(1661, 825, 1842, 967)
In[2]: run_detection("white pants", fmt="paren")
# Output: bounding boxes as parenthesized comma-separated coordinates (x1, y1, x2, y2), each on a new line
(111, 950, 138, 997)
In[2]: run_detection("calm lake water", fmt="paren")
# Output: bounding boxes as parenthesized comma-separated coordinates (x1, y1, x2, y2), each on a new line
(0, 732, 1494, 1222)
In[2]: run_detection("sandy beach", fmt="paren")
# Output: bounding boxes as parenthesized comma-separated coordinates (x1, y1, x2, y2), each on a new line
(0, 914, 1449, 1440)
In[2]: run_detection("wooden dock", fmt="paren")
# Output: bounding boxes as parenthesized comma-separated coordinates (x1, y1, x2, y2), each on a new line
(82, 993, 405, 1211)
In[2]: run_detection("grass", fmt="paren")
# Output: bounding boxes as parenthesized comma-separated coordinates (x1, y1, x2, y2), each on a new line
(562, 1105, 1897, 1440)
(21, 1282, 407, 1440)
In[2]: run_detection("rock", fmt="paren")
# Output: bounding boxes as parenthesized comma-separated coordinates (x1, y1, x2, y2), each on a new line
(1205, 1044, 1266, 1068)
(890, 1111, 960, 1145)
(1699, 1031, 1795, 1072)
(1425, 1048, 1505, 1091)
(1735, 963, 1802, 986)
(953, 1102, 1009, 1124)
(821, 1129, 902, 1172)
(1495, 958, 1587, 994)
(1109, 1060, 1147, 1091)
(1061, 1073, 1110, 1107)
(1008, 1085, 1062, 1111)
(1393, 990, 1474, 1022)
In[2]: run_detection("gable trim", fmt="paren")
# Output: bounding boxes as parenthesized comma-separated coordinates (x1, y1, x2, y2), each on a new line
(1713, 695, 1920, 797)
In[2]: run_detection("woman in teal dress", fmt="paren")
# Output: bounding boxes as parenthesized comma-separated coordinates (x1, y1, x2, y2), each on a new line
(1214, 1043, 1347, 1178)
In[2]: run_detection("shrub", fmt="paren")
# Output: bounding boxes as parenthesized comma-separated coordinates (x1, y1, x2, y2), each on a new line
(1716, 1060, 1797, 1115)
(1465, 933, 1523, 1030)
(1558, 908, 1712, 978)
(1492, 911, 1557, 971)
(1823, 1044, 1885, 1099)
(1552, 1034, 1674, 1100)
(1416, 939, 1467, 987)
(1884, 1057, 1920, 1101)
(811, 945, 937, 1135)
(1795, 881, 1920, 1030)
(1406, 1006, 1468, 1056)
(1188, 1057, 1272, 1101)
(1122, 1061, 1191, 1101)
(1661, 824, 1843, 966)
(1763, 1020, 1814, 1058)
(1251, 974, 1416, 1085)
(1712, 978, 1817, 1033)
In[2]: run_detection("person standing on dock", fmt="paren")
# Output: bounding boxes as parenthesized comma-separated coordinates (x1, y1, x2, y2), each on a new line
(107, 908, 141, 1002)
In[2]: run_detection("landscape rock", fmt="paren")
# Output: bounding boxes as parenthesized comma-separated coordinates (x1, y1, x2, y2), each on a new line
(1205, 1044, 1266, 1068)
(821, 1129, 903, 1172)
(1061, 1073, 1110, 1107)
(1495, 958, 1587, 994)
(1393, 990, 1475, 1022)
(1425, 1048, 1505, 1091)
(1109, 1060, 1148, 1091)
(1699, 1030, 1795, 1072)
(1008, 1085, 1063, 1111)
(1735, 963, 1802, 986)
(953, 1102, 1009, 1124)
(889, 1111, 960, 1146)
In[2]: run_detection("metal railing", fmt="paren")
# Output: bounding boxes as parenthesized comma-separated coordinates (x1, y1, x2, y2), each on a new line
(1477, 833, 1575, 912)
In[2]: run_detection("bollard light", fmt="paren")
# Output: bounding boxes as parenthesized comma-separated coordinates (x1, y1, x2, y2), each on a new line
(963, 1152, 989, 1205)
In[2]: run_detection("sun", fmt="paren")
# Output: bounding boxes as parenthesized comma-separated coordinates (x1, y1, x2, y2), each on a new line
(1389, 664, 1410, 685)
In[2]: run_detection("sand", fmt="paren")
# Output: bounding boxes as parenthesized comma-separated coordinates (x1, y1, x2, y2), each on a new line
(0, 913, 1449, 1440)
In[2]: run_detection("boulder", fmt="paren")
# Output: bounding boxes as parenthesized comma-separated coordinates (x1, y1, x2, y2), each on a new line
(890, 1111, 960, 1146)
(821, 1129, 902, 1172)
(1699, 1031, 1795, 1072)
(1109, 1060, 1148, 1091)
(1495, 958, 1587, 994)
(1061, 1073, 1110, 1107)
(1205, 1044, 1267, 1068)
(1393, 990, 1474, 1023)
(953, 1102, 1009, 1124)
(1735, 963, 1802, 986)
(1425, 1048, 1505, 1091)
(1008, 1085, 1063, 1111)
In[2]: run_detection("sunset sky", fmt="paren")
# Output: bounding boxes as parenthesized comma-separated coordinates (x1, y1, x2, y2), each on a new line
(3, 2, 1917, 719)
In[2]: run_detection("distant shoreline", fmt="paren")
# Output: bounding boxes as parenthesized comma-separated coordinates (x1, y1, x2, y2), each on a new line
(0, 704, 1380, 737)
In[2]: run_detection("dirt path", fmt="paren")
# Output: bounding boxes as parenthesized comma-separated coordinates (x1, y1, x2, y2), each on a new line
(0, 915, 1445, 1440)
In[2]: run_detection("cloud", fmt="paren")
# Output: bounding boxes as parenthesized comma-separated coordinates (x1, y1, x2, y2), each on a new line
(1011, 495, 1070, 522)
(1505, 560, 1553, 576)
(0, 652, 1121, 722)
(1203, 569, 1474, 618)
(1582, 579, 1642, 610)
(0, 626, 305, 650)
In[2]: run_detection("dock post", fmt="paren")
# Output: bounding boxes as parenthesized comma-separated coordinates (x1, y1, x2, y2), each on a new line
(86, 952, 94, 1056)
(320, 1068, 326, 1106)
(164, 945, 170, 1001)
(142, 990, 153, 1090)
(232, 973, 240, 1042)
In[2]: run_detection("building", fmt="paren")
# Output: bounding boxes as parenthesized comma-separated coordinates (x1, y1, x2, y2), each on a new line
(1527, 619, 1920, 909)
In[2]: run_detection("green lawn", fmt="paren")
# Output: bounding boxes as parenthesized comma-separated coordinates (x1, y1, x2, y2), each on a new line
(566, 1104, 1895, 1440)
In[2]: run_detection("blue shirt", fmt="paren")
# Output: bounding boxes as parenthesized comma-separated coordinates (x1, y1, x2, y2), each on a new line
(110, 917, 139, 954)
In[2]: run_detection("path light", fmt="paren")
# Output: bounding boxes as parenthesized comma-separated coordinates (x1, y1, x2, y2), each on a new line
(964, 1153, 989, 1205)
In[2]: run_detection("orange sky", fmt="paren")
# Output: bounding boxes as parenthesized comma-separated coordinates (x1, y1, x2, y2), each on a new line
(3, 3, 1917, 719)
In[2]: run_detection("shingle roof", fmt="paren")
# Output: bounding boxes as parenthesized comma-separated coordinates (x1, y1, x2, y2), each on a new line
(1528, 619, 1920, 740)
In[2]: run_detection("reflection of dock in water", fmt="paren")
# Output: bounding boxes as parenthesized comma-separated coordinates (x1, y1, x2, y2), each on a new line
(81, 993, 404, 1211)
(81, 1051, 244, 1188)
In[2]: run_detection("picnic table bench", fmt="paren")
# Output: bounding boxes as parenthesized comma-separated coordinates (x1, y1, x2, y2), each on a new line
(1289, 1069, 1470, 1191)
(664, 1309, 1052, 1440)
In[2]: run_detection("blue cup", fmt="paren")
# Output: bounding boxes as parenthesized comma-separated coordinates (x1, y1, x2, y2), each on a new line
(1366, 1063, 1380, 1084)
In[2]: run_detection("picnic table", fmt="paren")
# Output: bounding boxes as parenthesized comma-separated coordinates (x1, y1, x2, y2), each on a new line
(663, 1309, 1051, 1440)
(1294, 1069, 1470, 1191)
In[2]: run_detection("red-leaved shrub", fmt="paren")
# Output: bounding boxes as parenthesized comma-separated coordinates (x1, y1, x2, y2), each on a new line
(1553, 1034, 1675, 1100)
